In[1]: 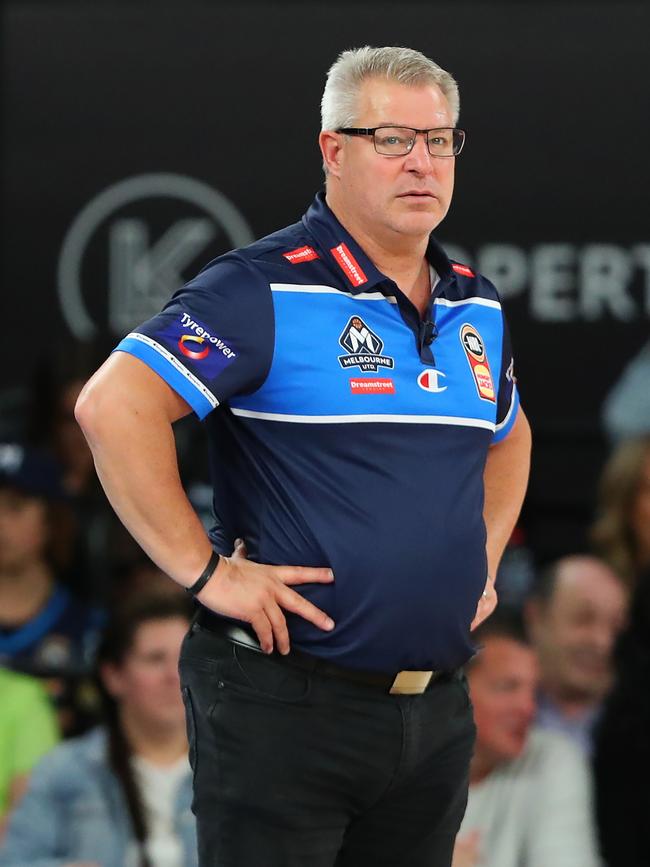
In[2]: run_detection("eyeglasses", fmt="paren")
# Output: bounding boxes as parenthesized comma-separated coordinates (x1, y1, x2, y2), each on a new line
(336, 126, 466, 157)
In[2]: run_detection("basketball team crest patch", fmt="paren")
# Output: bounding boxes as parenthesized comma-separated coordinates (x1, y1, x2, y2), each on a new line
(459, 323, 495, 403)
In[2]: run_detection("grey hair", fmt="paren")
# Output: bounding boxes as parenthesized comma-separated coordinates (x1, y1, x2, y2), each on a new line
(321, 46, 460, 132)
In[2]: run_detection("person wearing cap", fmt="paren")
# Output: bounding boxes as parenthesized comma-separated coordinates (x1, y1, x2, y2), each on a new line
(0, 442, 105, 733)
(76, 46, 531, 867)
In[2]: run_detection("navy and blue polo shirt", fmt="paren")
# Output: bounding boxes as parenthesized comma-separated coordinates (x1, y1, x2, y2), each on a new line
(115, 191, 520, 672)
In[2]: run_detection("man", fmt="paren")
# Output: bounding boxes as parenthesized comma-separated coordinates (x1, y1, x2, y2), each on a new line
(76, 46, 531, 867)
(524, 555, 627, 754)
(453, 613, 600, 867)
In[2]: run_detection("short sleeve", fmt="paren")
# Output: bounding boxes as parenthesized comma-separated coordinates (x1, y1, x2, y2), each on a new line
(113, 255, 275, 420)
(492, 310, 520, 443)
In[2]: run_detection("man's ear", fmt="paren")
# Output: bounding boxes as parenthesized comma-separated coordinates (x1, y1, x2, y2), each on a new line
(319, 130, 345, 179)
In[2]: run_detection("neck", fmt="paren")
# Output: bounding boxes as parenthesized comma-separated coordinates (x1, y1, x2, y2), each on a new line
(120, 708, 188, 766)
(0, 561, 54, 626)
(326, 192, 432, 313)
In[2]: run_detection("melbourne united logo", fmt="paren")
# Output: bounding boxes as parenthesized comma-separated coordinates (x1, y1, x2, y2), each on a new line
(338, 316, 395, 372)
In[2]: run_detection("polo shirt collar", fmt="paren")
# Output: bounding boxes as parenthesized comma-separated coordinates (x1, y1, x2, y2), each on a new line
(302, 190, 454, 294)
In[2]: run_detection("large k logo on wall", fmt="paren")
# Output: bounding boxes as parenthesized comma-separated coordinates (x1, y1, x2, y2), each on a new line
(57, 173, 255, 340)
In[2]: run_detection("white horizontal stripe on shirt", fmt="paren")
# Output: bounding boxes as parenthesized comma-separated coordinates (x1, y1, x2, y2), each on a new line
(433, 296, 502, 310)
(270, 284, 398, 303)
(230, 407, 496, 430)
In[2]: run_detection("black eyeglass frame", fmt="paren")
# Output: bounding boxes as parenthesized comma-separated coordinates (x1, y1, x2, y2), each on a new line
(336, 126, 466, 157)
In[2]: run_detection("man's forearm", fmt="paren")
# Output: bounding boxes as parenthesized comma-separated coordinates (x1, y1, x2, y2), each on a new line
(483, 408, 532, 581)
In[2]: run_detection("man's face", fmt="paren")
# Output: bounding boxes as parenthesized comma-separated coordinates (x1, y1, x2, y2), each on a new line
(468, 637, 539, 766)
(324, 78, 457, 242)
(528, 559, 627, 702)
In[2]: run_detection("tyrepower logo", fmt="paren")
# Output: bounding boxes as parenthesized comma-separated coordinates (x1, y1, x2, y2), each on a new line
(349, 378, 395, 394)
(154, 312, 238, 379)
(330, 243, 368, 287)
(178, 312, 236, 359)
(283, 246, 319, 263)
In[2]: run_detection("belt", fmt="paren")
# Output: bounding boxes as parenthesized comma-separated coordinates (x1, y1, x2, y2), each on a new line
(194, 608, 451, 695)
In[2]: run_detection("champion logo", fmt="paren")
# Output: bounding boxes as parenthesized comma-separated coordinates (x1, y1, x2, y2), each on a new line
(283, 245, 320, 263)
(349, 378, 395, 395)
(330, 243, 368, 287)
(452, 262, 475, 278)
(417, 369, 447, 393)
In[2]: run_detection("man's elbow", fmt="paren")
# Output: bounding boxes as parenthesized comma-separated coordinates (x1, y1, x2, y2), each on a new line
(74, 374, 118, 446)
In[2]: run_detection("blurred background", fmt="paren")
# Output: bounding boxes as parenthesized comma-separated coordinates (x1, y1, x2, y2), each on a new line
(1, 3, 649, 864)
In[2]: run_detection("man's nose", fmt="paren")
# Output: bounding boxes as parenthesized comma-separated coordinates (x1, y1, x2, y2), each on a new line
(403, 134, 433, 172)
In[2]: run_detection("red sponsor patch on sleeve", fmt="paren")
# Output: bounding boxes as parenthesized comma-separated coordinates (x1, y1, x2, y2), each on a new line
(330, 243, 368, 287)
(452, 262, 475, 278)
(283, 246, 320, 263)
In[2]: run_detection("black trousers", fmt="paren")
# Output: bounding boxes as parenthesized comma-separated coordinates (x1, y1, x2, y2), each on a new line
(179, 623, 475, 867)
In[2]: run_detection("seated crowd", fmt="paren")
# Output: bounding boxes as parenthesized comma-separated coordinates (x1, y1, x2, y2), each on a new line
(1, 379, 649, 866)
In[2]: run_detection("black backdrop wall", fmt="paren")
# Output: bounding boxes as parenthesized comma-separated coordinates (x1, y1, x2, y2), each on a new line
(3, 1, 649, 561)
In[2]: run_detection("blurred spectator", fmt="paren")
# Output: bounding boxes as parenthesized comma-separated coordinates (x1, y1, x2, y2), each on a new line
(50, 379, 97, 499)
(0, 669, 59, 836)
(0, 593, 196, 867)
(593, 568, 650, 867)
(0, 442, 105, 733)
(49, 377, 143, 601)
(454, 611, 599, 867)
(524, 555, 626, 755)
(591, 434, 650, 589)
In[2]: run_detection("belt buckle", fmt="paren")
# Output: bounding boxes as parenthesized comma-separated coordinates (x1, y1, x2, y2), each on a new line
(389, 670, 434, 695)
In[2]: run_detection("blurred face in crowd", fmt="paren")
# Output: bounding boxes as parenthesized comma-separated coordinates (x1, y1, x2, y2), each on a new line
(526, 557, 627, 704)
(321, 78, 456, 246)
(102, 617, 188, 733)
(467, 637, 538, 777)
(0, 488, 48, 573)
(631, 450, 650, 567)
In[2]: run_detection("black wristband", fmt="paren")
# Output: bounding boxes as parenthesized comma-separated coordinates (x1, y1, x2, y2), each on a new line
(185, 550, 220, 597)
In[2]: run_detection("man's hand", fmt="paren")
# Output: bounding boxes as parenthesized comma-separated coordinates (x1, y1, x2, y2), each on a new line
(197, 539, 335, 654)
(470, 576, 497, 631)
(452, 830, 482, 867)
